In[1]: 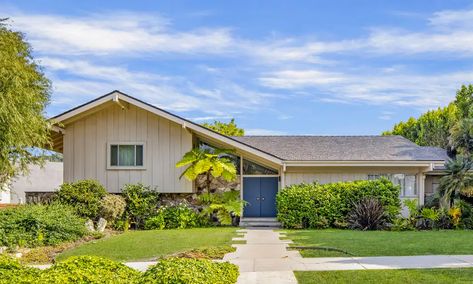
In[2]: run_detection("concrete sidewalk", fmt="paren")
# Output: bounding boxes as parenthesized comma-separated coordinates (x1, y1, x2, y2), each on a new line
(223, 228, 473, 284)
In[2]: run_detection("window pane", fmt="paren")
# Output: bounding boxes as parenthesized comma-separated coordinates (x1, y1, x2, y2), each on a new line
(404, 175, 416, 196)
(110, 145, 118, 166)
(243, 159, 277, 175)
(118, 145, 135, 166)
(136, 145, 143, 166)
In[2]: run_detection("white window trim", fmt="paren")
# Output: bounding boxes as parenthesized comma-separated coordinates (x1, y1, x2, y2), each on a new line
(107, 142, 146, 170)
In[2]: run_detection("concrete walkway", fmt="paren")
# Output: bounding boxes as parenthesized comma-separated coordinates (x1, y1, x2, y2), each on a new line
(223, 228, 473, 284)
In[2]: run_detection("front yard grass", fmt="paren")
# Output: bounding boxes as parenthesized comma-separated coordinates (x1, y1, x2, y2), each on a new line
(57, 227, 237, 262)
(286, 229, 473, 257)
(295, 268, 473, 284)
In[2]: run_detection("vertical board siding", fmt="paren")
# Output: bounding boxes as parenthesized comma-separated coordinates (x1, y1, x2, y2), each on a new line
(284, 172, 369, 186)
(64, 104, 193, 193)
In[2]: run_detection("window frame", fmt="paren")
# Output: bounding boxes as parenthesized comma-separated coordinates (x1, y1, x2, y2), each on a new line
(107, 142, 146, 170)
(367, 173, 417, 198)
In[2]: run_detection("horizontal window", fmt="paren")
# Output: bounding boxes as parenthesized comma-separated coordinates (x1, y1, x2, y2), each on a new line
(109, 143, 144, 168)
(368, 174, 417, 197)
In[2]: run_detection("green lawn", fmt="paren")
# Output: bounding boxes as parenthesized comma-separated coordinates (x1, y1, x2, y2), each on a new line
(295, 268, 473, 284)
(286, 229, 473, 257)
(57, 227, 237, 262)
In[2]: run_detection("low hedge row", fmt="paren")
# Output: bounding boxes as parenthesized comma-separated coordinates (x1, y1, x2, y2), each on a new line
(0, 255, 239, 284)
(276, 178, 401, 228)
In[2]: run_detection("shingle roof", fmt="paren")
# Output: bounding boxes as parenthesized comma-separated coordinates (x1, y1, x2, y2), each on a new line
(232, 135, 448, 161)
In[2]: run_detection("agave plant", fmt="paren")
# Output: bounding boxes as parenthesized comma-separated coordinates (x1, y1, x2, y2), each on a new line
(439, 156, 473, 209)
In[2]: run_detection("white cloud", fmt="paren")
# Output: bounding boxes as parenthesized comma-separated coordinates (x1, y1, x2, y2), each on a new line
(260, 70, 344, 88)
(9, 12, 233, 56)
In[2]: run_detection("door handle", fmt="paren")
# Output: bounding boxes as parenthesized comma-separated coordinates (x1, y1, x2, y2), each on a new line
(256, 197, 260, 201)
(261, 197, 265, 201)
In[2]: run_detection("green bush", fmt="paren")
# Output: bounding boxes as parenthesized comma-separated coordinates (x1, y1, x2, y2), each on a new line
(276, 178, 401, 229)
(122, 183, 160, 229)
(0, 204, 86, 248)
(100, 194, 126, 223)
(56, 180, 107, 220)
(144, 204, 205, 230)
(40, 256, 141, 283)
(0, 254, 41, 284)
(139, 258, 239, 284)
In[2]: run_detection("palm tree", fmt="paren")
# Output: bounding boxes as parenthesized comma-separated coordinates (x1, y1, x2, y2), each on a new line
(175, 147, 237, 193)
(439, 156, 473, 209)
(448, 118, 473, 156)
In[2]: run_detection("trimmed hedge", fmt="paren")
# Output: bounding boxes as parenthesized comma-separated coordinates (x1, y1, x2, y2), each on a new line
(276, 178, 401, 229)
(0, 203, 87, 248)
(40, 256, 141, 283)
(140, 258, 239, 284)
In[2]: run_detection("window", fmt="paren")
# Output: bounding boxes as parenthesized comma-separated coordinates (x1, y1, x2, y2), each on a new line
(242, 159, 278, 175)
(368, 173, 417, 197)
(109, 143, 144, 168)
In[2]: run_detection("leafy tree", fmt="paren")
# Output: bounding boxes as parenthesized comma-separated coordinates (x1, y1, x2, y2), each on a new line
(449, 118, 473, 156)
(0, 20, 51, 185)
(439, 156, 473, 209)
(454, 84, 473, 119)
(202, 118, 244, 136)
(176, 147, 237, 193)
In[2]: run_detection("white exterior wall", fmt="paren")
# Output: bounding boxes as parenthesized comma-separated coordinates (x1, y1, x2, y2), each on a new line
(8, 162, 63, 204)
(0, 183, 10, 204)
(63, 104, 193, 193)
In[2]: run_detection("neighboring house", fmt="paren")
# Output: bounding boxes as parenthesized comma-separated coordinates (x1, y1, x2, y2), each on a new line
(50, 91, 448, 220)
(4, 162, 63, 204)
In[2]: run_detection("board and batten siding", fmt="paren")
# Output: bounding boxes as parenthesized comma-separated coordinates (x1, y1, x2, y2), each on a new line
(63, 104, 193, 193)
(284, 172, 369, 185)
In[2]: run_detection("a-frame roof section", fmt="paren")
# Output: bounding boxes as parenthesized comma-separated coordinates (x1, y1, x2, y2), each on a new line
(51, 90, 282, 165)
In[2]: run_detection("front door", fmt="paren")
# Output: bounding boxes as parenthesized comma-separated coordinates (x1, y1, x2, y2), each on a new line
(243, 177, 278, 217)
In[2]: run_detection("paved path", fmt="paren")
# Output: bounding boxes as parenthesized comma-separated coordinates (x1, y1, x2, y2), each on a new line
(223, 228, 473, 284)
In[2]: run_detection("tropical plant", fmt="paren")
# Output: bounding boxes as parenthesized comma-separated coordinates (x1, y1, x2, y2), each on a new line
(0, 20, 52, 186)
(176, 147, 237, 193)
(417, 207, 440, 230)
(439, 157, 473, 209)
(198, 191, 246, 225)
(121, 183, 159, 229)
(347, 197, 387, 230)
(202, 118, 244, 136)
(449, 207, 462, 228)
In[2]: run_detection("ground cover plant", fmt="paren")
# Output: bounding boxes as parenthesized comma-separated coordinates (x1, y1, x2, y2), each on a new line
(0, 203, 86, 248)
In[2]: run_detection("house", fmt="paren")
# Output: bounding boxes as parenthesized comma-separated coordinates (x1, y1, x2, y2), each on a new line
(0, 162, 63, 204)
(49, 90, 448, 220)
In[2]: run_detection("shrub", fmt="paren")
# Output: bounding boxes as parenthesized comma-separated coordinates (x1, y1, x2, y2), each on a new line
(198, 191, 245, 225)
(276, 178, 401, 229)
(417, 207, 440, 230)
(122, 183, 160, 229)
(56, 180, 107, 220)
(40, 256, 141, 283)
(0, 203, 86, 248)
(458, 200, 473, 229)
(139, 258, 239, 284)
(0, 254, 41, 284)
(347, 197, 387, 230)
(145, 204, 205, 230)
(100, 194, 126, 223)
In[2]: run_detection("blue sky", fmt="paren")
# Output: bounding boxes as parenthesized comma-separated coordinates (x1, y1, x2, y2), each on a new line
(2, 1, 473, 135)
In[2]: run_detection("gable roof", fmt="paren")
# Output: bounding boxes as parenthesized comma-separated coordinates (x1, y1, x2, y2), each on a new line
(50, 90, 282, 164)
(232, 135, 449, 162)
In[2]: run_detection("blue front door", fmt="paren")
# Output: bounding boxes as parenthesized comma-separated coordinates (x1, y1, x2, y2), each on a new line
(243, 177, 279, 217)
